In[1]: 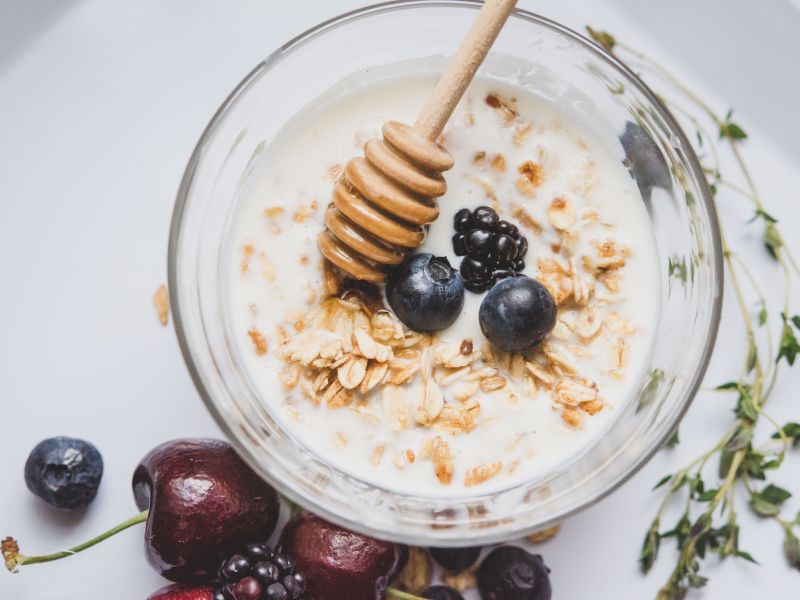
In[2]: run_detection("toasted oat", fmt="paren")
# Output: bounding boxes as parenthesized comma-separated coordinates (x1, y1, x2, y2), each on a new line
(292, 204, 314, 223)
(513, 121, 533, 146)
(553, 378, 599, 407)
(527, 524, 562, 543)
(241, 243, 255, 273)
(247, 328, 268, 356)
(490, 153, 506, 172)
(153, 285, 169, 326)
(416, 380, 445, 426)
(575, 306, 603, 340)
(464, 461, 503, 486)
(525, 360, 555, 386)
(612, 337, 629, 369)
(258, 252, 277, 282)
(394, 449, 409, 469)
(452, 381, 480, 401)
(325, 163, 344, 181)
(371, 311, 403, 341)
(516, 161, 545, 196)
(509, 204, 543, 235)
(569, 157, 599, 196)
(370, 445, 386, 466)
(434, 341, 475, 368)
(470, 177, 502, 213)
(279, 364, 300, 388)
(337, 356, 368, 390)
(473, 150, 486, 165)
(479, 376, 507, 392)
(465, 366, 498, 382)
(299, 381, 320, 406)
(442, 569, 477, 593)
(405, 449, 416, 464)
(432, 437, 454, 485)
(359, 361, 389, 394)
(547, 196, 576, 230)
(395, 547, 433, 594)
(434, 366, 470, 386)
(485, 92, 519, 123)
(580, 399, 605, 415)
(436, 399, 480, 434)
(382, 385, 409, 431)
(334, 431, 349, 447)
(561, 406, 583, 427)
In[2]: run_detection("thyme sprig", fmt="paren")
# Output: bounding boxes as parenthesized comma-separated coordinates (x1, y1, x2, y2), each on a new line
(586, 26, 800, 599)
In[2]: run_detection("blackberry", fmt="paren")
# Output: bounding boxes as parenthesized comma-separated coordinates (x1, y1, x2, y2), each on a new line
(214, 542, 305, 600)
(451, 205, 529, 293)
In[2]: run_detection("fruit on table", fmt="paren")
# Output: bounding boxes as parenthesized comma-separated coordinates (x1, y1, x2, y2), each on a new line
(476, 546, 551, 600)
(132, 439, 280, 583)
(148, 584, 214, 600)
(452, 206, 528, 293)
(24, 436, 104, 509)
(280, 512, 408, 600)
(215, 542, 306, 600)
(421, 586, 465, 600)
(386, 253, 465, 332)
(478, 276, 556, 352)
(429, 546, 482, 572)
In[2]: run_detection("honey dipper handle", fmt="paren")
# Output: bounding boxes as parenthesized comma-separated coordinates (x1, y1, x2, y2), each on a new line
(413, 0, 518, 140)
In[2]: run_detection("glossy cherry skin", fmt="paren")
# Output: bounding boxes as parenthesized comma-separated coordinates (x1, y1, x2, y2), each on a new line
(279, 512, 408, 600)
(132, 439, 280, 583)
(147, 584, 213, 600)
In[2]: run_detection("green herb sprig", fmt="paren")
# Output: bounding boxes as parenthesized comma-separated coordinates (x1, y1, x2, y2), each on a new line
(586, 26, 800, 600)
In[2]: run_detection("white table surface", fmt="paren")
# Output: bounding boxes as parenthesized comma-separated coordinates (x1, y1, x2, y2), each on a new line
(2, 1, 799, 598)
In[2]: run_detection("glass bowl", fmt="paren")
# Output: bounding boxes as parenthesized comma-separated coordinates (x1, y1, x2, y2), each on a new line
(168, 0, 722, 545)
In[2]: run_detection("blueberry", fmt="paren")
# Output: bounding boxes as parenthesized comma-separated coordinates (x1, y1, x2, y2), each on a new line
(220, 554, 251, 581)
(465, 229, 494, 257)
(619, 121, 672, 203)
(387, 254, 465, 332)
(496, 220, 518, 237)
(282, 572, 306, 599)
(454, 208, 474, 233)
(24, 437, 103, 510)
(473, 206, 499, 230)
(452, 233, 468, 256)
(245, 543, 272, 562)
(515, 237, 528, 259)
(459, 257, 489, 282)
(477, 546, 551, 600)
(494, 234, 518, 262)
(430, 546, 482, 571)
(422, 585, 465, 600)
(253, 561, 280, 583)
(264, 582, 288, 600)
(479, 277, 556, 352)
(272, 553, 295, 575)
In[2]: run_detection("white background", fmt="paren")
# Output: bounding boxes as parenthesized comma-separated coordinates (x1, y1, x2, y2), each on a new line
(1, 1, 799, 598)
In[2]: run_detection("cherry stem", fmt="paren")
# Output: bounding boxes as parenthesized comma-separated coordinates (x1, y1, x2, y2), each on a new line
(4, 510, 149, 572)
(386, 589, 427, 600)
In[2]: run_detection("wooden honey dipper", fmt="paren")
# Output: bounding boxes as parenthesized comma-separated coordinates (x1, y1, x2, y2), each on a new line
(318, 0, 518, 283)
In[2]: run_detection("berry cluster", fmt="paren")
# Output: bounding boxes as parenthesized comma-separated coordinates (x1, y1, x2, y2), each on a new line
(452, 206, 528, 293)
(214, 543, 306, 600)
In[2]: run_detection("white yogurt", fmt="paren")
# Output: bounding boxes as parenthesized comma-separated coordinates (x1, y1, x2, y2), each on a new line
(226, 69, 660, 496)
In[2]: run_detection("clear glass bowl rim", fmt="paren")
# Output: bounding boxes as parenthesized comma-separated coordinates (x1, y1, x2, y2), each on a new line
(168, 0, 723, 543)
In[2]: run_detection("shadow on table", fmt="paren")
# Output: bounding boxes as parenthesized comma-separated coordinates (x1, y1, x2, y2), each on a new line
(0, 0, 80, 75)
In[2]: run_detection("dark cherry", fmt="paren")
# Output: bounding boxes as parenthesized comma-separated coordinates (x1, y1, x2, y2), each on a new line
(452, 233, 467, 256)
(253, 561, 280, 584)
(280, 512, 408, 600)
(132, 439, 280, 583)
(220, 554, 251, 581)
(465, 229, 494, 257)
(494, 234, 518, 262)
(454, 208, 474, 233)
(147, 585, 214, 600)
(460, 257, 489, 282)
(473, 205, 499, 230)
(429, 546, 482, 572)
